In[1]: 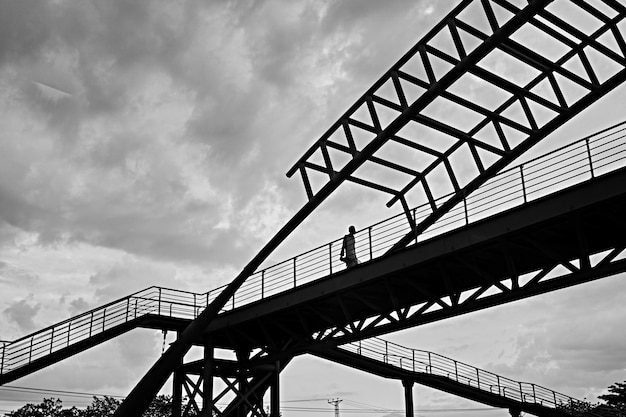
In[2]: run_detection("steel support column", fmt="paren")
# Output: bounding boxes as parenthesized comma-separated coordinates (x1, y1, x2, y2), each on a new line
(403, 380, 414, 417)
(201, 343, 214, 417)
(173, 368, 183, 417)
(270, 361, 280, 417)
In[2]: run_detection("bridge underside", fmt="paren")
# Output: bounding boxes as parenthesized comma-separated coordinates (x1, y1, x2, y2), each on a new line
(202, 167, 626, 356)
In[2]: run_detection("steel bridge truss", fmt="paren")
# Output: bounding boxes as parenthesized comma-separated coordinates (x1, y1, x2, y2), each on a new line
(288, 0, 626, 251)
(171, 346, 284, 417)
(113, 1, 626, 415)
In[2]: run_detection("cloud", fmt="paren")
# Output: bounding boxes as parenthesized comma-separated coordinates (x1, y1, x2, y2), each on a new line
(0, 261, 39, 286)
(3, 298, 41, 332)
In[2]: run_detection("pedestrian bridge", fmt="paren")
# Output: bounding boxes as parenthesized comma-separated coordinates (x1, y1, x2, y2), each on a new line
(2, 121, 626, 417)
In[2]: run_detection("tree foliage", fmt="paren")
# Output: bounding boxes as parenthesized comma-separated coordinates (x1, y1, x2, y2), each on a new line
(7, 394, 197, 417)
(599, 381, 626, 414)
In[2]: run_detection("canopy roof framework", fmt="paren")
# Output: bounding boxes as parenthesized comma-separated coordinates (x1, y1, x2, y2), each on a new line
(288, 0, 626, 249)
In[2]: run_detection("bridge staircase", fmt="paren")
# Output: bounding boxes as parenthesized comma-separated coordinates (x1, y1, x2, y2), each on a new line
(319, 338, 619, 417)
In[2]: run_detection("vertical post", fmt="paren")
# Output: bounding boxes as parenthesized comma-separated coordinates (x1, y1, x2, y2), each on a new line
(385, 340, 389, 363)
(67, 322, 72, 346)
(202, 342, 214, 416)
(412, 350, 415, 372)
(29, 337, 33, 363)
(368, 226, 373, 260)
(519, 382, 523, 401)
(172, 334, 183, 417)
(403, 380, 415, 417)
(454, 360, 458, 382)
(293, 257, 297, 288)
(585, 138, 595, 178)
(194, 294, 197, 318)
(271, 361, 280, 417)
(102, 308, 106, 332)
(532, 384, 536, 403)
(1, 342, 5, 374)
(158, 288, 162, 316)
(134, 299, 138, 319)
(50, 327, 55, 354)
(89, 312, 93, 337)
(413, 209, 418, 244)
(126, 298, 130, 322)
(476, 368, 480, 389)
(427, 352, 431, 372)
(520, 165, 527, 203)
(261, 270, 265, 299)
(463, 191, 469, 225)
(329, 243, 333, 275)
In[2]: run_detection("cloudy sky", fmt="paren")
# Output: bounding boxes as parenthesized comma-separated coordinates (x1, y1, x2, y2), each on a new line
(1, 0, 626, 416)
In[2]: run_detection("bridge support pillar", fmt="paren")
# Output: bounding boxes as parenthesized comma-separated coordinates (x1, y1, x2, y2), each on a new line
(202, 343, 214, 417)
(173, 368, 183, 417)
(509, 407, 521, 417)
(270, 361, 280, 417)
(173, 333, 184, 417)
(402, 380, 414, 417)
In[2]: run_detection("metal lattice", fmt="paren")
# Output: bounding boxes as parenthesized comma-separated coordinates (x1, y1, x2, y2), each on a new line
(287, 0, 626, 250)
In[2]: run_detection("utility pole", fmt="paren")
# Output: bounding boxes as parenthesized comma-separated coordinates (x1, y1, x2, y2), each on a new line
(328, 398, 342, 417)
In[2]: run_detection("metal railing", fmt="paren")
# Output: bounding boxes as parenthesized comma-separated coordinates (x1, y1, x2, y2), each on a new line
(225, 120, 626, 310)
(1, 121, 625, 380)
(340, 337, 583, 410)
(0, 287, 210, 377)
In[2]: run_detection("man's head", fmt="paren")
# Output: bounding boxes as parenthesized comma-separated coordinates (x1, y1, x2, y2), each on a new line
(349, 225, 356, 234)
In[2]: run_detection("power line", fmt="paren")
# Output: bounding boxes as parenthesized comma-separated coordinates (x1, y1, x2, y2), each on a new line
(0, 385, 504, 414)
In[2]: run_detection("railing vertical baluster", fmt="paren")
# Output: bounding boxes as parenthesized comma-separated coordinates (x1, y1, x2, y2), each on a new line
(328, 243, 333, 275)
(261, 270, 265, 299)
(89, 312, 93, 337)
(585, 138, 595, 178)
(463, 192, 469, 225)
(519, 382, 523, 401)
(29, 337, 33, 363)
(553, 391, 557, 407)
(102, 308, 106, 332)
(428, 351, 431, 372)
(368, 226, 373, 260)
(520, 165, 527, 203)
(476, 368, 480, 389)
(293, 257, 297, 288)
(497, 375, 501, 395)
(50, 328, 54, 354)
(385, 340, 388, 363)
(1, 342, 5, 374)
(532, 384, 536, 403)
(158, 288, 162, 316)
(454, 360, 458, 382)
(193, 294, 197, 317)
(125, 298, 129, 322)
(412, 350, 415, 372)
(134, 299, 138, 318)
(413, 209, 418, 244)
(67, 322, 71, 346)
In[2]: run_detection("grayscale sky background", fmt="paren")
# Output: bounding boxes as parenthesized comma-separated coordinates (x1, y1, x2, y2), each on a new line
(1, 0, 625, 416)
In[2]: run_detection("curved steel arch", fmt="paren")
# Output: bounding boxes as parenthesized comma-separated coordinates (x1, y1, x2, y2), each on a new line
(114, 0, 626, 415)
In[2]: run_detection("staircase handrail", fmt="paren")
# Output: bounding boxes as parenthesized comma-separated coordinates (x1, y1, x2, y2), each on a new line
(342, 336, 584, 410)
